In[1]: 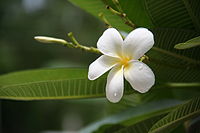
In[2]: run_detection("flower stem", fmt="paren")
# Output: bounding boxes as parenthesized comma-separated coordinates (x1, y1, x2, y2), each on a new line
(106, 0, 136, 29)
(34, 35, 153, 63)
(34, 35, 101, 54)
(67, 32, 101, 54)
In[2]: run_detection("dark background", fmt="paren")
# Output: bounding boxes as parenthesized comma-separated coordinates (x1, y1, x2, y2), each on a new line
(0, 0, 108, 132)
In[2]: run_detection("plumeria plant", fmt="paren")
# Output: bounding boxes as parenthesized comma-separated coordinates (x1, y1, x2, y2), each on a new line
(0, 0, 200, 133)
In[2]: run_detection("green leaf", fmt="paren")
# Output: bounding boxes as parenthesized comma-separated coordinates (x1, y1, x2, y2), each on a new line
(174, 36, 200, 49)
(68, 0, 132, 32)
(93, 114, 165, 133)
(80, 100, 182, 133)
(0, 68, 108, 100)
(117, 0, 154, 28)
(142, 0, 200, 31)
(114, 114, 166, 133)
(116, 0, 200, 31)
(70, 0, 200, 31)
(148, 28, 200, 83)
(149, 97, 200, 133)
(1, 67, 198, 101)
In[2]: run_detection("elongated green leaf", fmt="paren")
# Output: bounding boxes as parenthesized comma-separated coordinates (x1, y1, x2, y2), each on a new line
(93, 114, 165, 133)
(90, 0, 200, 31)
(143, 0, 200, 31)
(80, 100, 182, 133)
(174, 36, 200, 49)
(1, 67, 198, 101)
(115, 115, 165, 133)
(0, 68, 108, 100)
(149, 97, 200, 133)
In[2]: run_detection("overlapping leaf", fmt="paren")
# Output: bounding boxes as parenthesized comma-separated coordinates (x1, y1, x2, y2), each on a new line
(115, 115, 165, 133)
(149, 97, 200, 133)
(80, 100, 181, 133)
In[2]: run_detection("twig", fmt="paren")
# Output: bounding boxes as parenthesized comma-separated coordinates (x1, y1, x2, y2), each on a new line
(106, 0, 136, 29)
(34, 35, 101, 54)
(67, 32, 101, 54)
(98, 12, 112, 28)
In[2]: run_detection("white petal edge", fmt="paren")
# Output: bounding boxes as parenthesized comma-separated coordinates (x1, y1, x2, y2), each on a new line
(106, 65, 124, 103)
(124, 61, 155, 93)
(97, 28, 123, 58)
(123, 28, 154, 60)
(88, 55, 119, 80)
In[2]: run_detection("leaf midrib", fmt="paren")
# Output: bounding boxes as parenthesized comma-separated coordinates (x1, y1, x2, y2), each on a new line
(0, 94, 105, 100)
(0, 77, 106, 89)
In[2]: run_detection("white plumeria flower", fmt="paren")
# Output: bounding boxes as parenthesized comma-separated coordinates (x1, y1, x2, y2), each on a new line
(88, 28, 155, 103)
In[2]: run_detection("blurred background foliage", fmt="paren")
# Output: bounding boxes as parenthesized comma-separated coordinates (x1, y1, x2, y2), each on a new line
(0, 0, 108, 132)
(0, 0, 104, 73)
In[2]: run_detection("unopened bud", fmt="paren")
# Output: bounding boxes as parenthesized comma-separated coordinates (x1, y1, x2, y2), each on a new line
(34, 36, 67, 44)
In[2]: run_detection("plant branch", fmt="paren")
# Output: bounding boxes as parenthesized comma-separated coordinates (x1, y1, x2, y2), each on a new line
(105, 0, 136, 29)
(34, 35, 151, 62)
(98, 12, 112, 28)
(34, 35, 101, 54)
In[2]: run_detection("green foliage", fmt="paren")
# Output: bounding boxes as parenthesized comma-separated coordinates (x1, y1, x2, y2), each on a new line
(115, 114, 165, 133)
(80, 100, 181, 133)
(69, 0, 200, 84)
(0, 68, 106, 100)
(149, 97, 200, 133)
(68, 0, 131, 31)
(66, 0, 200, 132)
(0, 0, 200, 132)
(118, 0, 154, 28)
(174, 36, 200, 49)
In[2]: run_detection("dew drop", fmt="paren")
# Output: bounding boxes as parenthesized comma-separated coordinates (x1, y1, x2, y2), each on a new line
(114, 92, 117, 97)
(139, 64, 143, 70)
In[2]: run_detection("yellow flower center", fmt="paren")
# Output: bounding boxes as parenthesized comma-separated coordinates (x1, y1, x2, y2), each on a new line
(120, 57, 131, 67)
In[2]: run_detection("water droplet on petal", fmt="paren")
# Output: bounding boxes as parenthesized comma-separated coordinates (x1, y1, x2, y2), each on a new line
(139, 64, 143, 70)
(114, 92, 117, 97)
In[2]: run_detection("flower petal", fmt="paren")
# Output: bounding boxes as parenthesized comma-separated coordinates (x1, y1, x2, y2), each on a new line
(97, 28, 123, 57)
(124, 61, 155, 93)
(123, 28, 154, 59)
(88, 55, 119, 80)
(106, 65, 124, 103)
